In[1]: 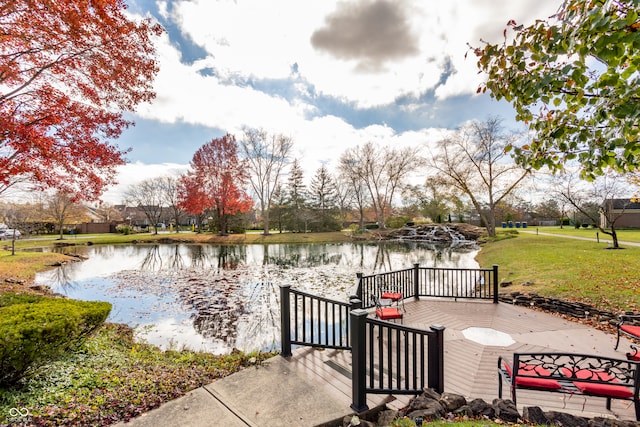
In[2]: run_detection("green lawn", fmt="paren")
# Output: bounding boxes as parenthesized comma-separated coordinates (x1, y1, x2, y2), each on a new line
(522, 225, 640, 243)
(476, 231, 640, 312)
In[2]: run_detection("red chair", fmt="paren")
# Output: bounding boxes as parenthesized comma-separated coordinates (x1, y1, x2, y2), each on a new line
(372, 295, 403, 323)
(375, 274, 405, 311)
(615, 314, 640, 350)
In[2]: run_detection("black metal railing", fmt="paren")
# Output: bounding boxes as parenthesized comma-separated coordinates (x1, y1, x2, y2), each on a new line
(350, 309, 444, 412)
(280, 284, 355, 357)
(280, 264, 495, 412)
(356, 263, 499, 307)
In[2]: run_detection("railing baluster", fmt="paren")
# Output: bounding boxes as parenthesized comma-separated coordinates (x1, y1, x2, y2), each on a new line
(368, 322, 374, 389)
(395, 327, 401, 389)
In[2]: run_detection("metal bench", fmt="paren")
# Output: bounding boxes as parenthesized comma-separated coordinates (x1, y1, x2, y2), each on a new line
(498, 352, 640, 421)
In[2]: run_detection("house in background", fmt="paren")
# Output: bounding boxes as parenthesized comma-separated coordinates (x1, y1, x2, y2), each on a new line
(600, 198, 640, 228)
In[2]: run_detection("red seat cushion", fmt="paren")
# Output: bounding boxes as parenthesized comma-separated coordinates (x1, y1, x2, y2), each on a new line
(627, 352, 640, 362)
(381, 292, 402, 301)
(503, 361, 562, 390)
(621, 324, 640, 338)
(560, 368, 634, 399)
(375, 307, 403, 320)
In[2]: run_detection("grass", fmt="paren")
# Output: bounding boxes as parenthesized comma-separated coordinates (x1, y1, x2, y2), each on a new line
(0, 323, 275, 426)
(0, 251, 73, 289)
(476, 231, 640, 312)
(522, 225, 640, 243)
(7, 230, 357, 248)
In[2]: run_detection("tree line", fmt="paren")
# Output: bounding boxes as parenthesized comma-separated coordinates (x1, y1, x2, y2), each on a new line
(1, 0, 639, 248)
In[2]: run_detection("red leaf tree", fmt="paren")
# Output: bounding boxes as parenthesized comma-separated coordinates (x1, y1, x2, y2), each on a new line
(180, 134, 253, 235)
(0, 0, 163, 200)
(177, 173, 210, 233)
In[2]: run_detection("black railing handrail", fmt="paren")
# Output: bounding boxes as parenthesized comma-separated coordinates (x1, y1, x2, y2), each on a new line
(350, 309, 445, 412)
(356, 263, 499, 307)
(281, 263, 497, 413)
(280, 284, 356, 357)
(288, 287, 353, 307)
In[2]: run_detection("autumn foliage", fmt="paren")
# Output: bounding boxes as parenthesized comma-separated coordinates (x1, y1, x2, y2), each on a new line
(179, 134, 253, 234)
(0, 0, 163, 200)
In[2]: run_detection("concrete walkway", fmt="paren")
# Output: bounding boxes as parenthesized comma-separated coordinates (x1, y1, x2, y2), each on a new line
(519, 229, 640, 247)
(114, 355, 350, 427)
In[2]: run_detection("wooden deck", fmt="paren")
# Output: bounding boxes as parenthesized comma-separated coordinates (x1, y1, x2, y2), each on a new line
(285, 298, 639, 422)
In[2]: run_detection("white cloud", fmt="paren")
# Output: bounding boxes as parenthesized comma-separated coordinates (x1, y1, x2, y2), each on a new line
(104, 0, 562, 202)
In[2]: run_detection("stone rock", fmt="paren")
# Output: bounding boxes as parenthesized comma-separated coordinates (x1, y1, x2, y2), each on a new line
(376, 410, 398, 427)
(468, 398, 495, 419)
(546, 411, 589, 427)
(406, 406, 446, 422)
(452, 404, 474, 418)
(342, 414, 375, 427)
(492, 399, 520, 423)
(421, 388, 441, 400)
(438, 392, 466, 412)
(522, 406, 549, 425)
(407, 393, 442, 412)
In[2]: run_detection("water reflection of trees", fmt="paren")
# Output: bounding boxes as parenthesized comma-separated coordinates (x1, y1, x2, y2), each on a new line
(262, 244, 344, 268)
(42, 261, 76, 289)
(186, 245, 210, 269)
(181, 280, 244, 347)
(217, 245, 245, 270)
(167, 245, 185, 270)
(139, 245, 163, 271)
(238, 282, 279, 350)
(43, 242, 480, 353)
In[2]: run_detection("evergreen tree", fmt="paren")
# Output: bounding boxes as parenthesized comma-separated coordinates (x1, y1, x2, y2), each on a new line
(285, 159, 308, 232)
(309, 165, 340, 231)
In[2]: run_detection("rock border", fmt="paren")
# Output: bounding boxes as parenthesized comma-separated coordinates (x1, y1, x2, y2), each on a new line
(341, 389, 639, 426)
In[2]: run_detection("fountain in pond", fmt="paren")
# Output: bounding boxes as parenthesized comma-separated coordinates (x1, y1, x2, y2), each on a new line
(381, 224, 484, 247)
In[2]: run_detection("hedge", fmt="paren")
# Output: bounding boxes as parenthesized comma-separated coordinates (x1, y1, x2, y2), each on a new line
(0, 295, 111, 385)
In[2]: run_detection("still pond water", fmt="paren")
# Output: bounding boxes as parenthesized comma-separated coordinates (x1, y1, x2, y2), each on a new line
(35, 242, 479, 354)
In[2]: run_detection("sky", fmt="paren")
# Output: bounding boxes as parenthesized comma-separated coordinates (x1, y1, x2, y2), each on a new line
(101, 0, 562, 204)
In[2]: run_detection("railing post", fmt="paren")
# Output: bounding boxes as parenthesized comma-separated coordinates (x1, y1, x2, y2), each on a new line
(413, 263, 420, 300)
(350, 309, 369, 413)
(349, 297, 362, 310)
(427, 324, 445, 393)
(492, 264, 499, 304)
(280, 284, 292, 357)
(355, 272, 364, 301)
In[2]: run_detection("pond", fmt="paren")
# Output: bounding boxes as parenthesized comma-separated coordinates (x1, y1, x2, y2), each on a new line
(35, 241, 480, 354)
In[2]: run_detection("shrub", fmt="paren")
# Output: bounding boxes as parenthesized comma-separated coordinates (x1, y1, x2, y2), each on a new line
(0, 293, 45, 308)
(0, 296, 111, 385)
(116, 224, 132, 235)
(385, 216, 411, 229)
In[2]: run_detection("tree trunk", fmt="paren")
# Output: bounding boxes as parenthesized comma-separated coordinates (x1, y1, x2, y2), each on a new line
(262, 208, 270, 235)
(610, 225, 619, 249)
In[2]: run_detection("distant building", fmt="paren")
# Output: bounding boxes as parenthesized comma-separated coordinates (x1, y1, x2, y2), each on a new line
(600, 199, 640, 228)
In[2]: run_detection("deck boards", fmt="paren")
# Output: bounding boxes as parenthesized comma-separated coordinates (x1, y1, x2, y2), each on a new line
(285, 298, 639, 422)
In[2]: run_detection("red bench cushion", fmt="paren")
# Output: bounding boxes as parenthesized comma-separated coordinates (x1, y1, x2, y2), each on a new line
(375, 307, 403, 320)
(503, 361, 562, 390)
(628, 352, 640, 362)
(560, 368, 634, 399)
(381, 292, 402, 301)
(621, 324, 640, 338)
